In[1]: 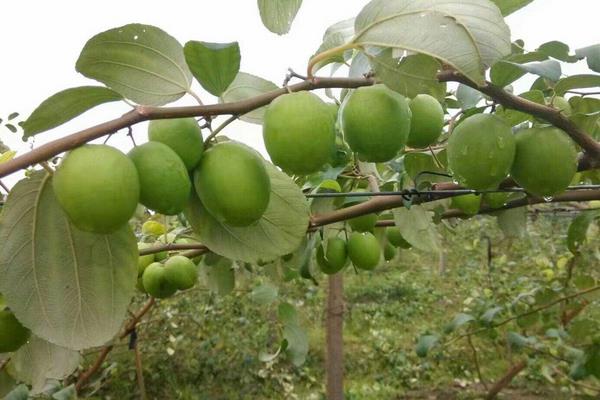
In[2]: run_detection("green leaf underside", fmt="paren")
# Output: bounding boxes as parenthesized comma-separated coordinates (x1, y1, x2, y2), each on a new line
(257, 0, 303, 35)
(312, 18, 355, 72)
(491, 0, 535, 16)
(353, 0, 511, 84)
(370, 51, 446, 101)
(10, 335, 80, 395)
(220, 72, 279, 124)
(0, 172, 138, 350)
(76, 23, 192, 106)
(393, 205, 440, 252)
(567, 210, 600, 254)
(576, 44, 600, 73)
(504, 59, 562, 82)
(184, 162, 309, 263)
(22, 86, 122, 138)
(184, 41, 241, 97)
(555, 74, 600, 95)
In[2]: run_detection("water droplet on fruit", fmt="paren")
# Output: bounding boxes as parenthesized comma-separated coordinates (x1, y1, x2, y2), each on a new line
(461, 146, 469, 156)
(497, 136, 505, 149)
(543, 196, 553, 203)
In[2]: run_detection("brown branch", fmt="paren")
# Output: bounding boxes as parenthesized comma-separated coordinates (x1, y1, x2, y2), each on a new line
(0, 77, 374, 179)
(138, 243, 208, 256)
(437, 70, 600, 164)
(75, 298, 156, 393)
(467, 335, 487, 390)
(485, 360, 527, 400)
(0, 357, 10, 371)
(134, 341, 148, 400)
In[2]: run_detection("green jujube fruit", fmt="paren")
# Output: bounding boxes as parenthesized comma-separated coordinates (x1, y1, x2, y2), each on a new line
(164, 256, 198, 290)
(0, 310, 31, 353)
(137, 243, 155, 276)
(148, 118, 204, 170)
(384, 243, 397, 261)
(194, 142, 271, 227)
(341, 85, 411, 162)
(348, 213, 378, 232)
(348, 232, 381, 271)
(447, 114, 516, 190)
(142, 262, 178, 299)
(407, 94, 445, 148)
(53, 144, 140, 233)
(129, 142, 191, 215)
(316, 237, 348, 275)
(450, 194, 481, 216)
(263, 92, 335, 175)
(483, 192, 511, 209)
(386, 227, 412, 249)
(510, 127, 578, 197)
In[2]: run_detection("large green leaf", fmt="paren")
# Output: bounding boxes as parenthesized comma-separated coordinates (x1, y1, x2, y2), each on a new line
(415, 334, 439, 358)
(278, 302, 308, 366)
(555, 74, 600, 95)
(312, 18, 355, 72)
(185, 161, 309, 263)
(353, 0, 511, 84)
(490, 51, 548, 87)
(22, 86, 122, 138)
(257, 0, 303, 35)
(9, 336, 80, 395)
(491, 0, 535, 16)
(370, 51, 446, 101)
(76, 24, 192, 106)
(184, 41, 241, 97)
(496, 207, 527, 238)
(219, 72, 279, 124)
(576, 44, 600, 73)
(567, 210, 600, 254)
(393, 205, 440, 252)
(504, 60, 561, 82)
(0, 172, 138, 350)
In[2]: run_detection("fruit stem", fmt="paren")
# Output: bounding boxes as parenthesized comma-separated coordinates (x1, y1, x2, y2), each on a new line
(307, 43, 358, 78)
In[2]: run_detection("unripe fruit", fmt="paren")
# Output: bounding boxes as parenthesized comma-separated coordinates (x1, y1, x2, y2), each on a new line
(483, 192, 510, 209)
(164, 255, 198, 290)
(194, 142, 271, 226)
(407, 94, 445, 148)
(53, 144, 140, 233)
(348, 213, 378, 232)
(450, 194, 481, 216)
(129, 142, 191, 215)
(384, 243, 397, 261)
(148, 118, 204, 170)
(510, 127, 578, 197)
(142, 220, 166, 236)
(263, 92, 335, 175)
(386, 227, 411, 249)
(447, 114, 515, 190)
(142, 262, 177, 299)
(137, 243, 155, 276)
(316, 237, 348, 275)
(341, 85, 411, 162)
(0, 310, 31, 353)
(348, 232, 381, 271)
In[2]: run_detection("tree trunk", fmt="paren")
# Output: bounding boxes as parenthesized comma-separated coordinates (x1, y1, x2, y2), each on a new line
(326, 273, 344, 400)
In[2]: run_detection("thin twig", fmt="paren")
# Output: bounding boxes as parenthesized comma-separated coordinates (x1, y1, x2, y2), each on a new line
(133, 340, 148, 400)
(485, 360, 527, 400)
(0, 180, 9, 193)
(467, 335, 487, 390)
(0, 357, 10, 371)
(39, 161, 54, 175)
(203, 115, 239, 146)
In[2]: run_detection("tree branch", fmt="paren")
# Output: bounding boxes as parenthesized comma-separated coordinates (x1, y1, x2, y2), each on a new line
(0, 77, 374, 179)
(485, 360, 527, 400)
(437, 70, 600, 164)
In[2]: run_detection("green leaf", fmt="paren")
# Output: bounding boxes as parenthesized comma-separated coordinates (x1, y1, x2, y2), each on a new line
(555, 74, 600, 95)
(10, 335, 80, 395)
(278, 302, 299, 326)
(0, 368, 16, 398)
(220, 72, 279, 124)
(4, 384, 29, 400)
(495, 90, 545, 126)
(52, 385, 77, 400)
(456, 84, 484, 110)
(0, 151, 17, 164)
(537, 41, 577, 62)
(22, 86, 122, 138)
(481, 306, 503, 325)
(202, 259, 235, 296)
(504, 60, 561, 82)
(283, 323, 308, 366)
(312, 18, 355, 72)
(507, 331, 536, 349)
(257, 0, 303, 35)
(576, 44, 600, 73)
(570, 319, 598, 343)
(185, 161, 309, 263)
(0, 172, 138, 350)
(7, 113, 19, 121)
(76, 24, 192, 106)
(402, 152, 449, 186)
(584, 344, 600, 379)
(415, 334, 438, 358)
(353, 0, 511, 85)
(393, 205, 440, 252)
(370, 51, 446, 101)
(567, 210, 600, 254)
(445, 313, 475, 333)
(250, 283, 278, 305)
(490, 0, 535, 16)
(184, 41, 241, 97)
(496, 207, 527, 239)
(490, 51, 547, 87)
